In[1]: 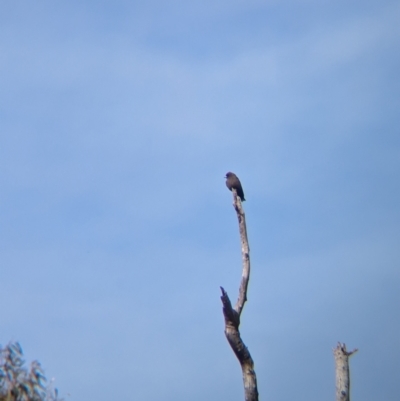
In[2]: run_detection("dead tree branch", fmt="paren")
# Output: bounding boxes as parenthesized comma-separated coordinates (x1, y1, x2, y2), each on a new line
(333, 342, 358, 401)
(220, 188, 258, 401)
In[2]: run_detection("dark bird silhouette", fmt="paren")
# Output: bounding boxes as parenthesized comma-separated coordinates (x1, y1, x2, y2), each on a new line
(225, 172, 246, 201)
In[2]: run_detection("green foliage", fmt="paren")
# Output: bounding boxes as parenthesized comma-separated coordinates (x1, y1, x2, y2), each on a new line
(0, 342, 63, 401)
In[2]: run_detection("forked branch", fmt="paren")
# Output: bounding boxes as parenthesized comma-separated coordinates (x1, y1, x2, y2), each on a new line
(334, 342, 358, 401)
(220, 188, 258, 401)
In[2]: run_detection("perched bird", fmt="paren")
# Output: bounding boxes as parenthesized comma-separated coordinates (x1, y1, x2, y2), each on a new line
(225, 172, 246, 201)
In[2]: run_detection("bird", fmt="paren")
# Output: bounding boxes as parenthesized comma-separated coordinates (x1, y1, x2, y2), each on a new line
(225, 172, 246, 201)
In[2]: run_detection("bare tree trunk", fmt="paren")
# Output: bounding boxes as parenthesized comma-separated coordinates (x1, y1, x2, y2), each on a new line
(220, 188, 259, 401)
(333, 342, 357, 401)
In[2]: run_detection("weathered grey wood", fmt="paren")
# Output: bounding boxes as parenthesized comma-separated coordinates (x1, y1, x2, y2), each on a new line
(220, 188, 258, 401)
(232, 190, 251, 316)
(334, 342, 358, 401)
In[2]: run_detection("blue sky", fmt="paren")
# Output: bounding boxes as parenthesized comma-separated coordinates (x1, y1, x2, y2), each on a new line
(1, 1, 399, 400)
